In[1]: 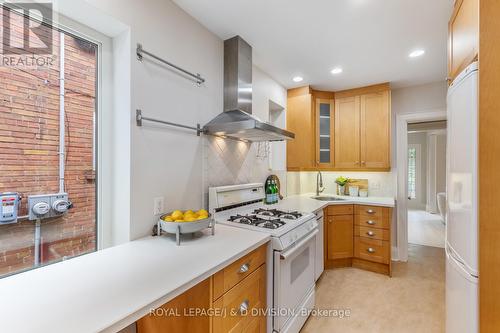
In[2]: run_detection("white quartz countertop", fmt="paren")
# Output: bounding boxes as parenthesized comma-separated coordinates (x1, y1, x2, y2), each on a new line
(276, 193, 396, 213)
(0, 225, 269, 333)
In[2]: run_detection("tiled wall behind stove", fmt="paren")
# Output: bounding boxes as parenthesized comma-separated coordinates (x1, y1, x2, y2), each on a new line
(203, 136, 271, 202)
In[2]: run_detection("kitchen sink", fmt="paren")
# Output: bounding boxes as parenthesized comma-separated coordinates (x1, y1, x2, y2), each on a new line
(311, 196, 346, 201)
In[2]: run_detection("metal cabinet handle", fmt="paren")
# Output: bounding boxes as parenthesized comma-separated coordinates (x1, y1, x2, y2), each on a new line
(367, 248, 376, 253)
(366, 209, 375, 214)
(366, 220, 375, 225)
(361, 161, 365, 165)
(239, 299, 249, 314)
(238, 263, 250, 274)
(366, 231, 375, 237)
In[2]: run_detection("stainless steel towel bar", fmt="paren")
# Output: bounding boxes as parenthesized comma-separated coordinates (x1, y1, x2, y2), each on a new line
(136, 43, 206, 85)
(136, 110, 203, 136)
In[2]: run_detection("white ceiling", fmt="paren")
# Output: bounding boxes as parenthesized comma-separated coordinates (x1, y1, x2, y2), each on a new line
(173, 0, 454, 91)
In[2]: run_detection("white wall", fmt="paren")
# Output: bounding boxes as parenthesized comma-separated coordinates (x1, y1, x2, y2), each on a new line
(73, 0, 288, 241)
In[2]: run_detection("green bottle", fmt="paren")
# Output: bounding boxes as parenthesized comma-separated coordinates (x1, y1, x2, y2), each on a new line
(272, 180, 278, 204)
(265, 180, 272, 205)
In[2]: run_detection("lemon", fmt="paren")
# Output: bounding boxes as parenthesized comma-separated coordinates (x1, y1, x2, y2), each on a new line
(171, 210, 184, 220)
(184, 210, 194, 215)
(184, 216, 196, 222)
(197, 216, 206, 220)
(162, 215, 173, 222)
(197, 209, 208, 217)
(174, 219, 184, 222)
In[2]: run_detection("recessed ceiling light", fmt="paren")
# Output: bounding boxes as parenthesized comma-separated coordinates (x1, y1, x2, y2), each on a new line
(292, 76, 303, 82)
(330, 67, 343, 75)
(409, 49, 425, 58)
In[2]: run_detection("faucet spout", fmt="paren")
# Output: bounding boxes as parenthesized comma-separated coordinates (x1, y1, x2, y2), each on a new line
(316, 171, 325, 196)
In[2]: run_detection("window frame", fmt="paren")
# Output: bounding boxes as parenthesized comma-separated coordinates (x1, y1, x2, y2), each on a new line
(2, 3, 110, 254)
(408, 144, 422, 201)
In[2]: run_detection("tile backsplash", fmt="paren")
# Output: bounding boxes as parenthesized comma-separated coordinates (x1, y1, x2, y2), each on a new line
(286, 171, 396, 198)
(203, 137, 272, 203)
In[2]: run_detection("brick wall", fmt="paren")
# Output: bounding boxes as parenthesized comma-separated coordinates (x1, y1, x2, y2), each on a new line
(0, 8, 97, 277)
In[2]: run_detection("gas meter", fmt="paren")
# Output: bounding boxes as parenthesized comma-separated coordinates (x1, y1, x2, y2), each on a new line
(0, 192, 20, 224)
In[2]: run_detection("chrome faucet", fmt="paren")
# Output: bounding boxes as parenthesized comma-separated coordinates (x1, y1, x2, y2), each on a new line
(316, 171, 325, 196)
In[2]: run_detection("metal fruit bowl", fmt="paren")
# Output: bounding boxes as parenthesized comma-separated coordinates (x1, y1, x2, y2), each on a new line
(157, 212, 215, 245)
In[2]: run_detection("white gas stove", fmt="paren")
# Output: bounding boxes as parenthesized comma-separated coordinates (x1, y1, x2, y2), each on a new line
(209, 183, 317, 333)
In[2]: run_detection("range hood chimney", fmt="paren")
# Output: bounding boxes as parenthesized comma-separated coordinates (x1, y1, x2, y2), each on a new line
(203, 36, 295, 142)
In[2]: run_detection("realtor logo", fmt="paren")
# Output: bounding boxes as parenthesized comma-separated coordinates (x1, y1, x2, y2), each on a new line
(2, 3, 53, 55)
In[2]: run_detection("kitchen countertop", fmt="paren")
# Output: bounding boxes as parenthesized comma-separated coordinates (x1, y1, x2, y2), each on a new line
(276, 193, 395, 213)
(0, 225, 269, 333)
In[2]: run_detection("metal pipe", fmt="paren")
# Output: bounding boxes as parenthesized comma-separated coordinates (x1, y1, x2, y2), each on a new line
(34, 219, 41, 267)
(136, 43, 205, 85)
(59, 31, 65, 193)
(136, 109, 202, 136)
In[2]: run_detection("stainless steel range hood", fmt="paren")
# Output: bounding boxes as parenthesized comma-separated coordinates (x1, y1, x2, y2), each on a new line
(203, 36, 295, 142)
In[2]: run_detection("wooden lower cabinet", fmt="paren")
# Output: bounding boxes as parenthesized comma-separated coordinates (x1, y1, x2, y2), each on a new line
(326, 214, 353, 260)
(212, 266, 266, 333)
(324, 204, 392, 276)
(137, 244, 267, 333)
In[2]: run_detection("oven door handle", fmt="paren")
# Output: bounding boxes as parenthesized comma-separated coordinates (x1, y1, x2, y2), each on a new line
(280, 229, 318, 260)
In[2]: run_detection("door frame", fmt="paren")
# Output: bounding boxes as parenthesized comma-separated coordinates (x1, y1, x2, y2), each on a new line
(396, 110, 447, 261)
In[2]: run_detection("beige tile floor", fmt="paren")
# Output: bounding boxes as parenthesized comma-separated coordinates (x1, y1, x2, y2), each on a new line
(408, 210, 446, 248)
(301, 245, 445, 333)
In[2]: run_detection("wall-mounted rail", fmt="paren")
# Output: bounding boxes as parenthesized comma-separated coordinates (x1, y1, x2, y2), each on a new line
(136, 43, 206, 85)
(136, 109, 203, 136)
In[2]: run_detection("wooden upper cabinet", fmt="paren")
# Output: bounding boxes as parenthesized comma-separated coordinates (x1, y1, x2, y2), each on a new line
(334, 96, 361, 169)
(448, 0, 479, 82)
(360, 91, 391, 169)
(286, 83, 391, 171)
(287, 87, 314, 170)
(315, 98, 335, 168)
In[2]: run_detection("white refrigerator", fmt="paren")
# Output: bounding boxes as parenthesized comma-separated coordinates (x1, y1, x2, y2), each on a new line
(446, 61, 478, 333)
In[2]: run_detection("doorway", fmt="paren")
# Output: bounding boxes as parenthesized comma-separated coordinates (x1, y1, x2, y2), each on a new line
(407, 121, 446, 249)
(396, 111, 447, 261)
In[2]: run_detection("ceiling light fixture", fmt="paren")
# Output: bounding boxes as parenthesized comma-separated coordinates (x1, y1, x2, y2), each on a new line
(409, 49, 425, 58)
(330, 67, 343, 75)
(292, 76, 303, 82)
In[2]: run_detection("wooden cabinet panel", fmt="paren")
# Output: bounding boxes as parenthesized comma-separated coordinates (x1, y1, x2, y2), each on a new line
(448, 0, 479, 82)
(315, 98, 335, 167)
(334, 96, 361, 169)
(327, 204, 354, 216)
(326, 214, 354, 260)
(360, 91, 391, 169)
(287, 89, 314, 170)
(212, 265, 266, 333)
(354, 237, 390, 264)
(355, 225, 390, 241)
(213, 245, 266, 301)
(137, 278, 211, 333)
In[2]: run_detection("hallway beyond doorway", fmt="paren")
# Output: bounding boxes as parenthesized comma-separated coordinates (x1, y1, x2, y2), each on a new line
(408, 210, 445, 248)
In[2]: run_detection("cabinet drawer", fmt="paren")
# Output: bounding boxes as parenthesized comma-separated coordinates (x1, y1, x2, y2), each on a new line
(354, 214, 390, 230)
(355, 225, 389, 241)
(354, 237, 390, 264)
(213, 244, 266, 301)
(327, 204, 354, 216)
(212, 265, 266, 333)
(355, 205, 387, 217)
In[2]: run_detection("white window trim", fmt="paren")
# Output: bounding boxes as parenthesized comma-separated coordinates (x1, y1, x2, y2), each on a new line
(408, 144, 421, 202)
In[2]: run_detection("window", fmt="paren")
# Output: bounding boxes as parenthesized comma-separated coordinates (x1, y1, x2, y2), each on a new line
(408, 147, 417, 199)
(0, 6, 98, 278)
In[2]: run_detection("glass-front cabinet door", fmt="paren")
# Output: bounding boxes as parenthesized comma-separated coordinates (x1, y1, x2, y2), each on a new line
(315, 98, 335, 167)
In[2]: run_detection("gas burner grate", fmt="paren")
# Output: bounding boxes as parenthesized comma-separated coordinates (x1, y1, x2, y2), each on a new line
(228, 214, 286, 229)
(252, 208, 303, 220)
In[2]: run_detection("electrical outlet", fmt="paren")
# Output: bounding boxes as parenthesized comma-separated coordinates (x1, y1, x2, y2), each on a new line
(153, 197, 164, 216)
